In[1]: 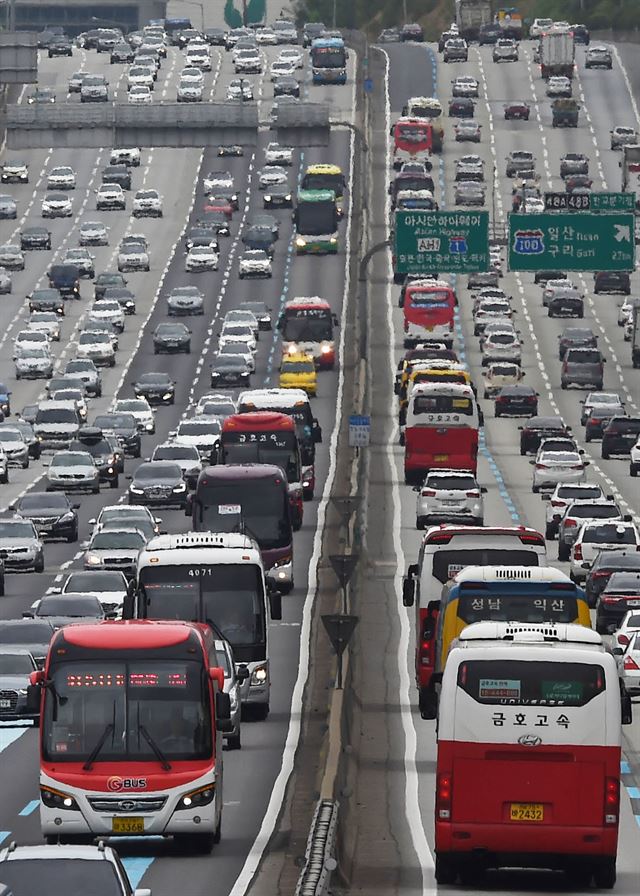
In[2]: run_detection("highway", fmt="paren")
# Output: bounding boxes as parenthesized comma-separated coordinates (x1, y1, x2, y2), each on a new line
(0, 22, 358, 896)
(356, 35, 640, 894)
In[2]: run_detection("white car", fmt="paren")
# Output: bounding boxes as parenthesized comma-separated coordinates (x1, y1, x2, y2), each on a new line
(0, 267, 11, 293)
(571, 520, 640, 582)
(96, 183, 125, 210)
(112, 397, 155, 434)
(630, 436, 640, 476)
(415, 468, 485, 529)
(89, 504, 160, 535)
(185, 47, 211, 70)
(531, 449, 589, 493)
(481, 328, 522, 365)
(42, 192, 72, 218)
(617, 296, 640, 327)
(264, 142, 293, 166)
(217, 344, 255, 372)
(89, 300, 125, 333)
(610, 125, 637, 150)
(61, 247, 94, 279)
(256, 27, 278, 45)
(47, 166, 76, 190)
(27, 311, 61, 341)
(227, 79, 254, 100)
(118, 242, 150, 272)
(219, 322, 257, 353)
(224, 309, 259, 336)
(76, 330, 116, 366)
(235, 50, 262, 73)
(203, 170, 234, 193)
(14, 329, 49, 354)
(238, 249, 272, 279)
(195, 393, 236, 417)
(185, 245, 219, 272)
(612, 609, 640, 650)
(543, 482, 610, 539)
(132, 188, 163, 217)
(79, 220, 109, 246)
(171, 417, 221, 460)
(46, 450, 100, 493)
(127, 65, 154, 90)
(14, 345, 53, 379)
(180, 66, 204, 83)
(529, 17, 553, 38)
(110, 147, 141, 167)
(177, 80, 203, 102)
(258, 166, 288, 189)
(270, 59, 296, 80)
(481, 361, 525, 398)
(278, 47, 304, 68)
(546, 76, 572, 97)
(0, 245, 24, 270)
(128, 84, 153, 104)
(0, 428, 29, 468)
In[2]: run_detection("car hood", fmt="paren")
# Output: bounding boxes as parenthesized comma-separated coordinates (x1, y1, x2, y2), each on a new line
(0, 673, 30, 688)
(49, 464, 95, 476)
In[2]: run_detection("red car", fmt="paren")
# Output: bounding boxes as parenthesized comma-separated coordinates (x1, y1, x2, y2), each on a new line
(504, 101, 530, 121)
(203, 196, 233, 219)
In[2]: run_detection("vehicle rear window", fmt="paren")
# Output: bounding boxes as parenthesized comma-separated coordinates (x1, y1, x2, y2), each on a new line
(584, 525, 637, 544)
(613, 419, 640, 433)
(432, 549, 540, 585)
(413, 395, 473, 416)
(568, 504, 619, 519)
(567, 350, 601, 363)
(558, 486, 601, 499)
(457, 659, 605, 707)
(425, 474, 476, 490)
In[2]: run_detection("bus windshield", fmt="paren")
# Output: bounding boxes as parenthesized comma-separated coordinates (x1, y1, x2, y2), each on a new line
(221, 431, 300, 481)
(296, 199, 338, 235)
(43, 658, 212, 763)
(139, 564, 265, 646)
(301, 173, 344, 196)
(311, 47, 346, 69)
(196, 479, 291, 549)
(282, 308, 333, 342)
(456, 659, 605, 707)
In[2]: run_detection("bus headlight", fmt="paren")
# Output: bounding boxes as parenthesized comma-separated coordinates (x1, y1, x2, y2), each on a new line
(250, 665, 268, 686)
(320, 344, 332, 354)
(287, 343, 298, 354)
(41, 786, 80, 811)
(176, 784, 215, 810)
(329, 237, 337, 244)
(295, 237, 306, 248)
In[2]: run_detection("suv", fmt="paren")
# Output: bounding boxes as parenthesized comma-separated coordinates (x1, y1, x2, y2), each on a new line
(601, 416, 640, 458)
(34, 401, 81, 449)
(443, 39, 468, 62)
(557, 500, 623, 561)
(594, 271, 630, 294)
(543, 482, 609, 539)
(415, 468, 485, 529)
(506, 150, 535, 177)
(47, 264, 80, 299)
(560, 347, 605, 390)
(586, 45, 612, 69)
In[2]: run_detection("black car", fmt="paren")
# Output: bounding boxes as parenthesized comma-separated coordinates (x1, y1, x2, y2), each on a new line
(519, 415, 571, 454)
(93, 412, 141, 457)
(204, 27, 226, 45)
(20, 226, 52, 251)
(401, 22, 424, 41)
(594, 271, 630, 295)
(196, 211, 230, 236)
(48, 36, 73, 57)
(597, 572, 640, 633)
(47, 264, 80, 298)
(71, 427, 119, 488)
(153, 322, 191, 354)
(601, 416, 640, 458)
(11, 491, 79, 542)
(19, 404, 38, 425)
(210, 354, 251, 387)
(535, 269, 567, 285)
(467, 271, 499, 289)
(0, 619, 56, 668)
(28, 287, 64, 315)
(239, 300, 272, 330)
(110, 41, 135, 63)
(448, 98, 475, 118)
(273, 76, 300, 98)
(572, 23, 590, 45)
(478, 23, 502, 44)
(263, 183, 293, 208)
(242, 225, 276, 256)
(127, 461, 188, 509)
(495, 385, 538, 417)
(548, 289, 584, 318)
(132, 371, 176, 405)
(184, 226, 220, 251)
(585, 407, 616, 441)
(95, 271, 127, 300)
(558, 326, 597, 360)
(101, 165, 131, 191)
(586, 550, 640, 608)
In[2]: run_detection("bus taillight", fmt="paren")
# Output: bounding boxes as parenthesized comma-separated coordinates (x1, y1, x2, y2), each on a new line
(436, 773, 452, 820)
(604, 777, 619, 825)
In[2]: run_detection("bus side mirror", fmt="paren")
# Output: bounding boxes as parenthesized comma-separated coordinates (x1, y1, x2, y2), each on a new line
(621, 686, 633, 725)
(268, 588, 282, 620)
(210, 667, 225, 692)
(402, 563, 419, 607)
(332, 313, 339, 326)
(313, 420, 322, 443)
(215, 691, 232, 731)
(122, 590, 134, 620)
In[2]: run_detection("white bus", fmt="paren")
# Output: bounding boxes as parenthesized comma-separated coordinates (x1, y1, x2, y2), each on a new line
(130, 532, 282, 719)
(435, 622, 630, 888)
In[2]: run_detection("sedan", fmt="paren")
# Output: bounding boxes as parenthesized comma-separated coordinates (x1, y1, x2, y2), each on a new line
(46, 450, 100, 493)
(47, 166, 76, 190)
(504, 100, 530, 121)
(610, 125, 637, 150)
(96, 184, 125, 210)
(14, 346, 53, 380)
(41, 192, 72, 218)
(93, 412, 140, 458)
(127, 461, 188, 508)
(153, 322, 191, 354)
(27, 311, 61, 340)
(30, 594, 106, 627)
(0, 649, 39, 722)
(167, 285, 204, 316)
(0, 518, 44, 572)
(494, 385, 539, 417)
(79, 220, 109, 246)
(76, 331, 116, 367)
(210, 354, 251, 387)
(0, 620, 53, 667)
(454, 120, 481, 142)
(264, 142, 293, 166)
(598, 573, 640, 635)
(185, 244, 219, 272)
(263, 184, 293, 208)
(83, 528, 147, 578)
(0, 194, 17, 219)
(531, 449, 589, 493)
(448, 98, 474, 119)
(452, 77, 479, 99)
(454, 155, 483, 181)
(273, 75, 300, 98)
(20, 226, 51, 251)
(616, 631, 640, 694)
(238, 249, 272, 279)
(258, 166, 288, 190)
(454, 180, 485, 206)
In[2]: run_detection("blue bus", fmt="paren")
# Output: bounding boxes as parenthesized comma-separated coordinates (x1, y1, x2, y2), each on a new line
(310, 37, 347, 85)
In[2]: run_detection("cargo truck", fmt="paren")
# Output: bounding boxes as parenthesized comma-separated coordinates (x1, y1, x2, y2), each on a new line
(632, 307, 640, 368)
(540, 29, 575, 79)
(455, 0, 492, 42)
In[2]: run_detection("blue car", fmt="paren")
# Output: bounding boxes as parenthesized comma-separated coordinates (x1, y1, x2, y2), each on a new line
(0, 384, 11, 416)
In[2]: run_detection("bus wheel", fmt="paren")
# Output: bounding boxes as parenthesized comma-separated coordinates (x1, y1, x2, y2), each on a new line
(435, 854, 456, 885)
(593, 858, 616, 889)
(419, 686, 437, 720)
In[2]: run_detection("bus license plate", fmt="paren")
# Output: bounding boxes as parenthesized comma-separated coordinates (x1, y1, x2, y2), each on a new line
(112, 817, 144, 834)
(434, 454, 449, 462)
(510, 803, 543, 822)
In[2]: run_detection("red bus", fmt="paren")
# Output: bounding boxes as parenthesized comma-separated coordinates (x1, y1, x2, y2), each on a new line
(400, 279, 457, 348)
(190, 464, 294, 593)
(404, 382, 480, 484)
(219, 412, 303, 530)
(278, 297, 337, 370)
(435, 622, 630, 888)
(33, 620, 231, 852)
(392, 116, 433, 170)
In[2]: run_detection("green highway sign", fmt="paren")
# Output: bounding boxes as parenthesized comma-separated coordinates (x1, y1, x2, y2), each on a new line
(394, 210, 489, 274)
(508, 213, 636, 272)
(543, 192, 636, 213)
(591, 192, 636, 212)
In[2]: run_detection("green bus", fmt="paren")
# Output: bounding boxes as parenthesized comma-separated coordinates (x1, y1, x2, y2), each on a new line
(293, 189, 339, 255)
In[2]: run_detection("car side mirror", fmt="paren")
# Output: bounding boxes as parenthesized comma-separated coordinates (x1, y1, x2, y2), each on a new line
(481, 486, 488, 494)
(622, 686, 633, 725)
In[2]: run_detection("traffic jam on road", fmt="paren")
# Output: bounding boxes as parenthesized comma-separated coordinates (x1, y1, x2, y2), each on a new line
(382, 6, 640, 891)
(0, 16, 354, 895)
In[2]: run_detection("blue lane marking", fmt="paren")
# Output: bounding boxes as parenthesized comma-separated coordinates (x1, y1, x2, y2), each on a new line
(0, 725, 30, 754)
(18, 800, 38, 816)
(0, 832, 9, 845)
(621, 760, 631, 774)
(122, 857, 155, 889)
(627, 786, 640, 799)
(635, 815, 640, 829)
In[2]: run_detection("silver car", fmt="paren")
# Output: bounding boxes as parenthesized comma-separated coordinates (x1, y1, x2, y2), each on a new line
(557, 500, 624, 561)
(14, 345, 53, 380)
(167, 286, 205, 316)
(83, 527, 147, 577)
(213, 637, 247, 749)
(415, 468, 486, 529)
(0, 649, 38, 722)
(46, 450, 100, 493)
(0, 517, 44, 572)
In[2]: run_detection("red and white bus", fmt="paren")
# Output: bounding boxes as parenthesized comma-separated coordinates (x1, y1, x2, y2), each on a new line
(34, 620, 231, 852)
(403, 382, 480, 484)
(402, 525, 547, 719)
(392, 116, 433, 170)
(278, 297, 337, 370)
(219, 412, 304, 530)
(400, 278, 457, 348)
(190, 463, 294, 593)
(435, 621, 630, 888)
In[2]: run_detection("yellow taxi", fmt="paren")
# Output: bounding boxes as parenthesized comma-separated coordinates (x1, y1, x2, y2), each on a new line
(279, 351, 317, 396)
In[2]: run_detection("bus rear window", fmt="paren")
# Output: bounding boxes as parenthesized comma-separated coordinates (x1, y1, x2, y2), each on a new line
(457, 594, 578, 624)
(408, 290, 452, 307)
(432, 549, 540, 585)
(413, 395, 473, 416)
(457, 660, 605, 707)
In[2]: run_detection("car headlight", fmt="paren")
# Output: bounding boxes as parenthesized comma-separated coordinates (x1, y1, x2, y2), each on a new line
(130, 485, 144, 494)
(86, 554, 102, 566)
(250, 664, 268, 686)
(162, 392, 172, 400)
(175, 784, 215, 810)
(264, 194, 272, 202)
(145, 422, 154, 432)
(173, 483, 187, 492)
(41, 786, 80, 811)
(59, 511, 75, 523)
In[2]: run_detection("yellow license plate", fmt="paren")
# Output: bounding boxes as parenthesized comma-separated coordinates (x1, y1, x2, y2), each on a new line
(112, 816, 144, 834)
(510, 803, 544, 822)
(435, 454, 449, 462)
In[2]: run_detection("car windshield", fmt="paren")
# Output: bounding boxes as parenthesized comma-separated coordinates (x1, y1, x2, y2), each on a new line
(51, 453, 92, 467)
(116, 401, 146, 412)
(0, 622, 51, 642)
(90, 531, 145, 549)
(138, 373, 171, 385)
(569, 504, 620, 519)
(155, 446, 199, 461)
(37, 597, 101, 617)
(95, 414, 136, 430)
(136, 463, 181, 480)
(568, 350, 601, 363)
(425, 474, 477, 490)
(179, 421, 220, 436)
(0, 431, 23, 443)
(19, 493, 69, 512)
(0, 653, 33, 674)
(64, 572, 124, 592)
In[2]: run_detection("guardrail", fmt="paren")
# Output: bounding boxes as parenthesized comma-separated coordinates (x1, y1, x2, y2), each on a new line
(294, 799, 339, 896)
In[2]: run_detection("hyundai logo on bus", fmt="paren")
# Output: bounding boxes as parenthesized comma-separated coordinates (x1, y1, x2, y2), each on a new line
(518, 734, 542, 747)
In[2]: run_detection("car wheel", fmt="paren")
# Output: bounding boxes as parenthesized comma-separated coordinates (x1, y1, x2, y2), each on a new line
(35, 555, 44, 573)
(532, 485, 540, 494)
(631, 465, 639, 477)
(602, 448, 610, 459)
(21, 458, 29, 469)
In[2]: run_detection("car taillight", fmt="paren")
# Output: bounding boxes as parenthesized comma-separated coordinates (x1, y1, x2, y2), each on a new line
(421, 489, 436, 497)
(551, 500, 564, 507)
(591, 570, 610, 578)
(465, 491, 479, 497)
(436, 773, 452, 820)
(564, 518, 577, 528)
(570, 464, 583, 470)
(618, 634, 630, 646)
(589, 418, 599, 426)
(602, 595, 624, 604)
(536, 463, 548, 469)
(573, 544, 583, 560)
(604, 777, 619, 825)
